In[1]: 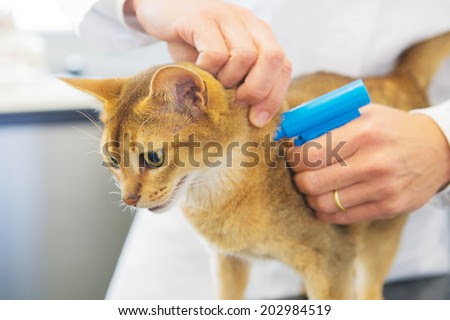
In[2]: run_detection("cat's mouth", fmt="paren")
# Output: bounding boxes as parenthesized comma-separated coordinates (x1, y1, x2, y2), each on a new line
(148, 175, 188, 213)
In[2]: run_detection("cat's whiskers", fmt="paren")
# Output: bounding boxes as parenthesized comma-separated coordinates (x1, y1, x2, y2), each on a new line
(185, 181, 216, 189)
(73, 126, 101, 142)
(77, 110, 103, 134)
(191, 176, 221, 188)
(188, 177, 218, 183)
(110, 195, 137, 217)
(171, 178, 218, 195)
(113, 180, 122, 191)
(184, 201, 217, 215)
(84, 149, 101, 156)
(137, 112, 154, 135)
(182, 177, 217, 186)
(127, 206, 137, 216)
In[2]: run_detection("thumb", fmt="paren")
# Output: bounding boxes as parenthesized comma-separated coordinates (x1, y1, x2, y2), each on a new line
(248, 59, 291, 127)
(167, 42, 199, 62)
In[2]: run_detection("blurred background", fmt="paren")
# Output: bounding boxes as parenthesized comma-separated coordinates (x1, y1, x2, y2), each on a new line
(0, 0, 171, 299)
(0, 0, 449, 300)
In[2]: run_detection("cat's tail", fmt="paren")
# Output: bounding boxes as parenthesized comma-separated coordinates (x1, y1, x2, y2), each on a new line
(393, 31, 450, 91)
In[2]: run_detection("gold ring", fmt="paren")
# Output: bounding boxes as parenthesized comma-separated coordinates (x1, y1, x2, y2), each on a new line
(333, 190, 346, 211)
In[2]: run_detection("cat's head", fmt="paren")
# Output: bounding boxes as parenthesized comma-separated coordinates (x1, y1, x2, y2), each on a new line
(62, 63, 257, 212)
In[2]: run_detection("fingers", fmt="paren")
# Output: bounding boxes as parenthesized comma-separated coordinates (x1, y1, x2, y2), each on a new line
(167, 42, 199, 62)
(293, 153, 369, 196)
(193, 20, 229, 74)
(315, 182, 415, 224)
(235, 45, 284, 105)
(173, 5, 290, 127)
(315, 202, 382, 224)
(136, 0, 289, 127)
(216, 17, 258, 88)
(306, 182, 379, 214)
(314, 198, 404, 224)
(236, 17, 291, 126)
(248, 59, 292, 127)
(288, 113, 371, 173)
(288, 137, 356, 173)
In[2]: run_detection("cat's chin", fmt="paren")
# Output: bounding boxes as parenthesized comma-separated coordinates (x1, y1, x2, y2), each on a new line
(147, 175, 188, 214)
(148, 202, 171, 214)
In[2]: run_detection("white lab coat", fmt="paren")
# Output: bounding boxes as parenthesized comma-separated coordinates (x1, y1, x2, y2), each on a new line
(61, 0, 450, 299)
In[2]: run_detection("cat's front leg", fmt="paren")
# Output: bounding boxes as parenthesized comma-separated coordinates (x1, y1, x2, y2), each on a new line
(215, 253, 249, 299)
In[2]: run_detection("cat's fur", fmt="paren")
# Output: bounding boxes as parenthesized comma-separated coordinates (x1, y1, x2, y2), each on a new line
(62, 32, 450, 299)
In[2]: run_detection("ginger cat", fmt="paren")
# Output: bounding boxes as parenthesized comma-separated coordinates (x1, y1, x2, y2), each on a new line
(62, 32, 450, 299)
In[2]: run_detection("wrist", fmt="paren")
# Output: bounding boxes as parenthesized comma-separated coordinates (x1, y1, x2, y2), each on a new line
(411, 113, 450, 189)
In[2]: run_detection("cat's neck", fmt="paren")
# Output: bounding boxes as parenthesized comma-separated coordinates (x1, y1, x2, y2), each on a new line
(182, 93, 285, 212)
(184, 153, 248, 210)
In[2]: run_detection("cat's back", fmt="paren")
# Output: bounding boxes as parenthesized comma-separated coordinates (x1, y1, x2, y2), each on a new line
(286, 70, 428, 111)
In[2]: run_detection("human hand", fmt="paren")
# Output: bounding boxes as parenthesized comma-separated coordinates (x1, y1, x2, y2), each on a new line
(127, 0, 292, 127)
(288, 104, 450, 224)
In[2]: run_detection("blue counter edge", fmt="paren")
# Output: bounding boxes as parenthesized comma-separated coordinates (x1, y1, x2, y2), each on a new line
(0, 109, 101, 126)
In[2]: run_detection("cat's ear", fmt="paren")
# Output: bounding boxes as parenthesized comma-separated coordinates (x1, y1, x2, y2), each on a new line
(59, 77, 124, 103)
(149, 66, 208, 118)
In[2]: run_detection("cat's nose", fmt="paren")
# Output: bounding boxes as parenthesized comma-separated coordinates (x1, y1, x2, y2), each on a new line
(123, 195, 140, 206)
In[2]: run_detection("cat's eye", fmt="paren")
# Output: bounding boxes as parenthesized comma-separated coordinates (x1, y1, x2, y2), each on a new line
(110, 156, 120, 168)
(140, 149, 165, 168)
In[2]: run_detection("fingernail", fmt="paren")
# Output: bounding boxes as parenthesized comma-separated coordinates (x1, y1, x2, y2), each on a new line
(250, 110, 270, 128)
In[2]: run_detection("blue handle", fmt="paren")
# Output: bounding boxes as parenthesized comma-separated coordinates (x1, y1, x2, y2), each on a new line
(274, 79, 371, 146)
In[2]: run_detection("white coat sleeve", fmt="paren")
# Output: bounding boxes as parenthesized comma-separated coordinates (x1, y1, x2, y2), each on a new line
(59, 0, 156, 52)
(411, 100, 450, 194)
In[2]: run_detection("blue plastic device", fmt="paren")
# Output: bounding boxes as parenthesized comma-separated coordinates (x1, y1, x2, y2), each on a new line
(274, 79, 371, 146)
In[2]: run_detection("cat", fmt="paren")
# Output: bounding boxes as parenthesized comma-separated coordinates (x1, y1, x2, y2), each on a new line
(62, 32, 450, 299)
